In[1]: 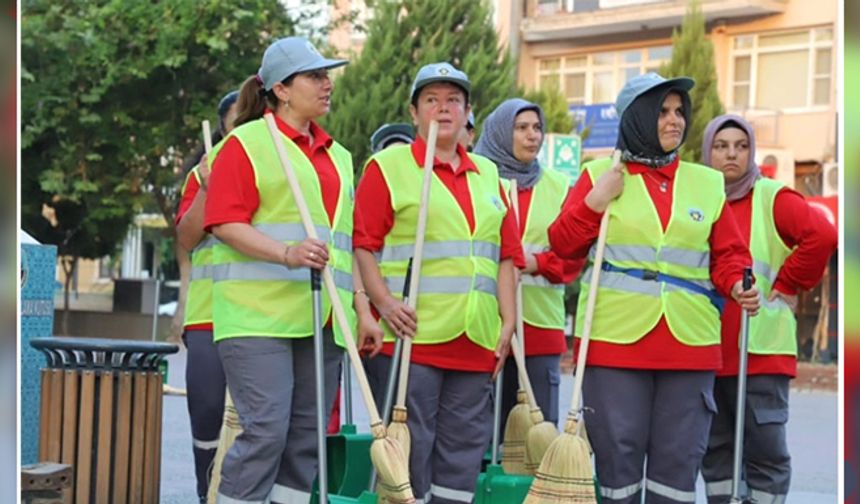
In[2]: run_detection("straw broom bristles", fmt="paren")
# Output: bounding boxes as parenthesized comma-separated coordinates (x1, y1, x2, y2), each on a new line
(524, 415, 596, 504)
(378, 407, 412, 503)
(207, 391, 242, 503)
(524, 409, 560, 475)
(370, 421, 414, 503)
(502, 389, 533, 474)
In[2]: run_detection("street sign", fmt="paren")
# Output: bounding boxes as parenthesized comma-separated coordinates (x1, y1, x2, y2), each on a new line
(569, 103, 619, 149)
(538, 133, 582, 182)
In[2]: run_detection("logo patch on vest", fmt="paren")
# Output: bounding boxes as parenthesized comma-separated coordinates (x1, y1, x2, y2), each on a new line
(688, 208, 704, 222)
(491, 195, 506, 212)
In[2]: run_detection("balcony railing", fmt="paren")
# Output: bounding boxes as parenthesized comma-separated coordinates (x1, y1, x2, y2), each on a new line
(524, 0, 788, 42)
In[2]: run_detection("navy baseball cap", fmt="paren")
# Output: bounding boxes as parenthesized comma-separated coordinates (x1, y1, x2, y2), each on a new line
(410, 62, 471, 102)
(258, 37, 348, 91)
(370, 123, 415, 153)
(615, 72, 694, 118)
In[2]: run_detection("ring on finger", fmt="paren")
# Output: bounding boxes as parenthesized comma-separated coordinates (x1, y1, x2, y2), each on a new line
(309, 252, 316, 259)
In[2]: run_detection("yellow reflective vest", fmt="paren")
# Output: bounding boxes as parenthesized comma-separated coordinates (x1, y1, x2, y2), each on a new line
(576, 157, 725, 347)
(501, 169, 571, 331)
(182, 138, 228, 329)
(211, 118, 356, 344)
(746, 177, 797, 355)
(372, 145, 506, 351)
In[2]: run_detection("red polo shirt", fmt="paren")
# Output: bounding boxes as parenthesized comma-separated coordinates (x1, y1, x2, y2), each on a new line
(204, 111, 340, 230)
(354, 137, 525, 372)
(548, 158, 751, 371)
(718, 187, 837, 377)
(515, 186, 585, 356)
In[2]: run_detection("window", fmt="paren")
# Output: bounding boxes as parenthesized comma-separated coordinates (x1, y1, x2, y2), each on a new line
(730, 27, 833, 111)
(536, 45, 672, 105)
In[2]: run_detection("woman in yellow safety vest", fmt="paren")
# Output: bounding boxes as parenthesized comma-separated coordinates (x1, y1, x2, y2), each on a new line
(548, 72, 760, 504)
(175, 89, 238, 503)
(202, 36, 382, 503)
(353, 62, 523, 504)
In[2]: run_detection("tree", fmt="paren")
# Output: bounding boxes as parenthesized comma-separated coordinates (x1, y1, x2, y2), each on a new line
(21, 0, 294, 333)
(324, 0, 518, 170)
(522, 81, 574, 135)
(660, 0, 723, 164)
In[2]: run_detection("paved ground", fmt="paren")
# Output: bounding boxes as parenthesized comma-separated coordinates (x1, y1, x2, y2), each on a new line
(160, 349, 837, 503)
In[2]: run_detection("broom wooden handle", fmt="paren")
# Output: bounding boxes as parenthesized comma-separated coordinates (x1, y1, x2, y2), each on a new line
(394, 120, 439, 409)
(509, 180, 527, 393)
(202, 120, 213, 155)
(510, 334, 540, 410)
(264, 114, 384, 426)
(569, 150, 621, 424)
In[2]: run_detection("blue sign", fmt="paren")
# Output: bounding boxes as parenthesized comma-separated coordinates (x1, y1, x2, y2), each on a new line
(569, 103, 620, 150)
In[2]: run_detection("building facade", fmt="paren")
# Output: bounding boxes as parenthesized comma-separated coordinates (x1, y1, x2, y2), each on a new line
(499, 0, 838, 195)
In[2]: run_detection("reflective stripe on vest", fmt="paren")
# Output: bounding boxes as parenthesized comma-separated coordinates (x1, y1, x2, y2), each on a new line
(575, 157, 725, 347)
(376, 240, 499, 263)
(211, 118, 355, 343)
(746, 178, 796, 356)
(372, 145, 505, 350)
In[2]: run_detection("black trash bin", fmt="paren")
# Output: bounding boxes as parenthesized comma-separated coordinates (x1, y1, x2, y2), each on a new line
(31, 337, 178, 504)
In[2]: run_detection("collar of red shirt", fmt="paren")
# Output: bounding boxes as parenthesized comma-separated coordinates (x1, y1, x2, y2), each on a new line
(624, 155, 680, 179)
(410, 135, 479, 175)
(265, 109, 333, 153)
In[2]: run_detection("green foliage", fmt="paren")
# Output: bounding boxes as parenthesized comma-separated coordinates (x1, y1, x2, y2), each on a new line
(324, 0, 517, 171)
(522, 81, 574, 135)
(660, 0, 723, 164)
(21, 0, 294, 261)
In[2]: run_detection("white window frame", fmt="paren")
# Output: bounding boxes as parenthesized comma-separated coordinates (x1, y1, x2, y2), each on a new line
(536, 45, 672, 106)
(729, 26, 834, 114)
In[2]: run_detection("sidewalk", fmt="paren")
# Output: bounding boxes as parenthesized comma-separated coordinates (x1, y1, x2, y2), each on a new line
(160, 350, 837, 503)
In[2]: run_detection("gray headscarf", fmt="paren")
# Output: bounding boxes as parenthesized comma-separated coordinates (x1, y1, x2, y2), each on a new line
(474, 98, 545, 189)
(702, 114, 759, 202)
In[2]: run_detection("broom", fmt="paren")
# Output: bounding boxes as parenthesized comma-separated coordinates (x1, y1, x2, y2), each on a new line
(508, 330, 559, 476)
(507, 179, 560, 475)
(207, 390, 240, 504)
(264, 114, 414, 503)
(524, 150, 623, 504)
(501, 179, 534, 476)
(379, 120, 439, 503)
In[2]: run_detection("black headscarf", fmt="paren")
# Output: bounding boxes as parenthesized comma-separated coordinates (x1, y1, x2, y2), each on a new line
(616, 84, 692, 168)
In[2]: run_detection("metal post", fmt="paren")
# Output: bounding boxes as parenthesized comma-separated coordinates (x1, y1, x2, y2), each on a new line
(730, 267, 754, 503)
(343, 353, 352, 426)
(150, 242, 160, 342)
(491, 368, 504, 465)
(312, 269, 328, 503)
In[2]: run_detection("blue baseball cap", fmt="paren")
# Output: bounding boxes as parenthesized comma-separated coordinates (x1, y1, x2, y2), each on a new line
(615, 72, 695, 118)
(410, 62, 471, 103)
(258, 37, 348, 91)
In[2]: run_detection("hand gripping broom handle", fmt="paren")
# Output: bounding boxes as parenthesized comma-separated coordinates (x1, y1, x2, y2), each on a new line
(264, 114, 384, 426)
(509, 180, 528, 393)
(202, 120, 213, 155)
(394, 120, 439, 410)
(568, 150, 622, 426)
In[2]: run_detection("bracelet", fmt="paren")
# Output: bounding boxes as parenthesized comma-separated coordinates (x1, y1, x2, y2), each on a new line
(354, 288, 369, 298)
